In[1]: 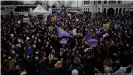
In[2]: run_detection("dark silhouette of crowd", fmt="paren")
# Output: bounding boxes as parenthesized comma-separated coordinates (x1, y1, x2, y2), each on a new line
(1, 11, 133, 75)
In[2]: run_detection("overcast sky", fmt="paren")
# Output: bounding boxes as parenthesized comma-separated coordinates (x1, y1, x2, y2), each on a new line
(22, 0, 82, 7)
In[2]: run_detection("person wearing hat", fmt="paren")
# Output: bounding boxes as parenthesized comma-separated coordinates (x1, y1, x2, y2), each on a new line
(54, 60, 63, 69)
(54, 60, 67, 75)
(72, 69, 79, 75)
(103, 58, 113, 73)
(72, 57, 84, 75)
(115, 61, 131, 75)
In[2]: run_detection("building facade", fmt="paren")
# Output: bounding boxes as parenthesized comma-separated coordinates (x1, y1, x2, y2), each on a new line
(1, 5, 47, 15)
(81, 0, 133, 15)
(1, 1, 133, 15)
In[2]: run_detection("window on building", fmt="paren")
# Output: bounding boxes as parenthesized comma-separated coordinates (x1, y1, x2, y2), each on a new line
(98, 8, 100, 10)
(9, 7, 11, 9)
(98, 1, 101, 4)
(94, 1, 96, 4)
(114, 1, 116, 4)
(111, 1, 113, 4)
(109, 1, 111, 4)
(118, 1, 121, 4)
(90, 1, 92, 4)
(88, 8, 89, 11)
(84, 1, 87, 4)
(123, 8, 125, 12)
(6, 7, 9, 9)
(85, 8, 87, 12)
(1, 7, 5, 10)
(84, 1, 86, 4)
(104, 8, 106, 13)
(87, 1, 90, 4)
(86, 8, 87, 10)
(11, 7, 13, 9)
(119, 8, 122, 14)
(116, 8, 118, 14)
(104, 1, 107, 4)
(84, 8, 86, 11)
(86, 1, 88, 4)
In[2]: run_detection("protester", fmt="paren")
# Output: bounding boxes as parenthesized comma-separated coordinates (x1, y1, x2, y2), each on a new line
(103, 58, 113, 73)
(1, 11, 133, 75)
(129, 61, 133, 75)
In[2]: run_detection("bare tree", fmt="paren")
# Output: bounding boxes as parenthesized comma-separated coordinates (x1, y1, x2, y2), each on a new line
(56, 0, 73, 22)
(34, 1, 42, 5)
(1, 1, 24, 5)
(42, 1, 50, 10)
(57, 0, 73, 14)
(57, 0, 73, 8)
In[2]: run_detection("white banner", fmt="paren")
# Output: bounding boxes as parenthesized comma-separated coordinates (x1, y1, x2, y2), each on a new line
(23, 18, 30, 23)
(72, 29, 77, 36)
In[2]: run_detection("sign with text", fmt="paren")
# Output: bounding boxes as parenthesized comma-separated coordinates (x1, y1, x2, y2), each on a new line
(103, 24, 110, 31)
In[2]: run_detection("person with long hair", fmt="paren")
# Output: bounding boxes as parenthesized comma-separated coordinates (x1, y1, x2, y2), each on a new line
(103, 58, 113, 73)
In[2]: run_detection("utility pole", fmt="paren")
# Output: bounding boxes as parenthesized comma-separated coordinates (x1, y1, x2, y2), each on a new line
(77, 0, 78, 8)
(96, 0, 97, 13)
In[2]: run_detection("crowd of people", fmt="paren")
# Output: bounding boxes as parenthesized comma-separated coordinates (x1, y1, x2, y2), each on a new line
(1, 11, 133, 75)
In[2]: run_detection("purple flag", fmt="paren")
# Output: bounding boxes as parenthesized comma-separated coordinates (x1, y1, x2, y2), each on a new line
(85, 31, 91, 40)
(57, 17, 61, 23)
(56, 26, 71, 37)
(96, 25, 102, 34)
(96, 25, 103, 43)
(88, 38, 98, 47)
(122, 12, 126, 16)
(60, 38, 68, 44)
(85, 31, 98, 47)
(27, 47, 32, 55)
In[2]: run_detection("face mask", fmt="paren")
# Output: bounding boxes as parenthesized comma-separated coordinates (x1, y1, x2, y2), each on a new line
(35, 56, 38, 60)
(26, 37, 30, 40)
(44, 35, 46, 38)
(11, 50, 15, 54)
(32, 35, 35, 38)
(50, 46, 52, 49)
(16, 54, 18, 57)
(3, 54, 6, 58)
(126, 44, 129, 47)
(82, 46, 84, 48)
(17, 38, 22, 43)
(125, 31, 127, 33)
(46, 45, 48, 47)
(34, 40, 36, 43)
(4, 38, 6, 40)
(11, 33, 14, 38)
(26, 30, 28, 32)
(35, 37, 37, 40)
(37, 33, 39, 36)
(27, 56, 30, 59)
(18, 45, 21, 48)
(38, 39, 41, 42)
(36, 51, 39, 54)
(33, 44, 36, 48)
(8, 56, 11, 60)
(21, 40, 24, 44)
(46, 42, 49, 45)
